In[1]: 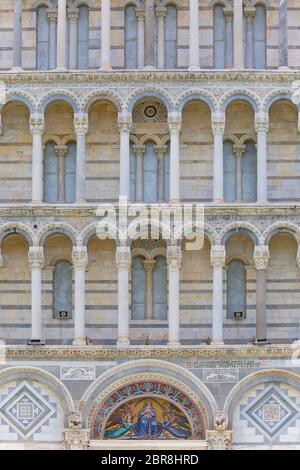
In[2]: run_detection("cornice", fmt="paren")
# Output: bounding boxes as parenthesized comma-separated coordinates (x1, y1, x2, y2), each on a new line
(1, 69, 300, 85)
(0, 345, 297, 361)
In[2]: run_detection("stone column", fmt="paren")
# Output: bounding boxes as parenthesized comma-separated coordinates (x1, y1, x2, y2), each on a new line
(133, 144, 145, 202)
(255, 113, 269, 203)
(279, 0, 288, 69)
(57, 0, 67, 70)
(118, 113, 132, 202)
(210, 245, 226, 344)
(224, 8, 233, 68)
(156, 7, 166, 69)
(144, 259, 156, 320)
(30, 114, 45, 204)
(12, 0, 22, 70)
(136, 8, 145, 69)
(74, 113, 89, 203)
(72, 246, 88, 345)
(168, 113, 182, 203)
(28, 247, 45, 343)
(116, 247, 131, 346)
(233, 0, 243, 68)
(101, 0, 111, 70)
(144, 0, 155, 68)
(167, 246, 182, 346)
(155, 145, 167, 201)
(245, 8, 255, 69)
(233, 144, 246, 202)
(48, 9, 58, 69)
(68, 8, 79, 70)
(189, 0, 200, 70)
(55, 145, 67, 202)
(212, 114, 225, 203)
(254, 246, 269, 344)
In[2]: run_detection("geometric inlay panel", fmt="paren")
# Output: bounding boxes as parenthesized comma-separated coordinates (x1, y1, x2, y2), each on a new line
(241, 384, 299, 441)
(0, 382, 56, 439)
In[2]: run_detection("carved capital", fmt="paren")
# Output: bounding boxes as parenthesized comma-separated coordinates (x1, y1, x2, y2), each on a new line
(136, 7, 145, 21)
(118, 112, 132, 132)
(116, 247, 131, 269)
(132, 144, 146, 158)
(68, 8, 79, 23)
(255, 113, 269, 133)
(206, 430, 233, 450)
(72, 247, 88, 271)
(210, 245, 226, 268)
(244, 7, 256, 22)
(254, 246, 269, 270)
(28, 247, 45, 269)
(63, 428, 90, 450)
(224, 8, 233, 20)
(143, 259, 156, 271)
(29, 114, 45, 134)
(154, 144, 168, 159)
(155, 7, 167, 19)
(168, 113, 182, 133)
(47, 9, 58, 23)
(167, 246, 182, 270)
(233, 143, 246, 158)
(74, 113, 89, 135)
(55, 144, 68, 159)
(211, 113, 225, 135)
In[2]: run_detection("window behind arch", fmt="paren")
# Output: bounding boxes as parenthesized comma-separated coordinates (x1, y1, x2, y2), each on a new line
(241, 141, 257, 202)
(36, 6, 49, 70)
(227, 259, 246, 319)
(53, 260, 73, 319)
(254, 4, 266, 69)
(165, 5, 177, 68)
(129, 142, 136, 201)
(143, 142, 158, 203)
(44, 142, 59, 203)
(64, 142, 76, 203)
(213, 4, 225, 68)
(131, 256, 146, 319)
(78, 5, 89, 69)
(153, 256, 167, 320)
(125, 4, 138, 69)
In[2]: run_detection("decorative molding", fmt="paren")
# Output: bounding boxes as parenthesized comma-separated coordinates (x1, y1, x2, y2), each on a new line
(206, 430, 233, 450)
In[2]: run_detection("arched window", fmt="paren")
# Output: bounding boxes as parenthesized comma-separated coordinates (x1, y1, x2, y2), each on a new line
(241, 141, 257, 202)
(64, 142, 76, 203)
(131, 256, 146, 319)
(165, 4, 177, 68)
(143, 142, 158, 203)
(213, 4, 225, 68)
(227, 259, 246, 319)
(44, 142, 59, 203)
(36, 6, 49, 70)
(77, 5, 89, 69)
(223, 141, 236, 203)
(125, 4, 138, 69)
(254, 4, 266, 69)
(153, 256, 167, 320)
(53, 260, 73, 319)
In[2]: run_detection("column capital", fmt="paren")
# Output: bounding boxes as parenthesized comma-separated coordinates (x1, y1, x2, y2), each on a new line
(136, 7, 145, 20)
(67, 8, 79, 23)
(233, 143, 246, 158)
(47, 8, 58, 23)
(118, 113, 132, 131)
(224, 7, 234, 19)
(211, 113, 225, 135)
(168, 113, 182, 132)
(167, 246, 182, 270)
(255, 113, 269, 132)
(116, 247, 131, 269)
(155, 6, 167, 19)
(244, 7, 256, 22)
(210, 245, 226, 268)
(55, 144, 68, 158)
(74, 113, 89, 134)
(29, 114, 45, 134)
(132, 144, 146, 158)
(143, 259, 156, 271)
(28, 247, 45, 269)
(72, 246, 88, 270)
(154, 144, 168, 159)
(253, 246, 270, 270)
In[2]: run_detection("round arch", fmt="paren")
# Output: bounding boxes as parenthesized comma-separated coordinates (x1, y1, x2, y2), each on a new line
(125, 90, 173, 114)
(37, 223, 78, 247)
(176, 92, 217, 114)
(221, 93, 260, 113)
(38, 92, 79, 114)
(219, 224, 261, 246)
(0, 223, 34, 247)
(82, 90, 122, 114)
(263, 223, 300, 246)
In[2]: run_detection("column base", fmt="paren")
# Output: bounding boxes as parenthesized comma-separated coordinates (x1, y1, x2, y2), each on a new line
(143, 65, 156, 71)
(278, 66, 290, 71)
(11, 67, 23, 72)
(55, 67, 68, 72)
(75, 199, 86, 205)
(28, 339, 45, 346)
(188, 65, 200, 72)
(213, 198, 224, 204)
(167, 341, 181, 347)
(100, 65, 112, 71)
(72, 337, 87, 346)
(117, 338, 130, 347)
(211, 340, 224, 346)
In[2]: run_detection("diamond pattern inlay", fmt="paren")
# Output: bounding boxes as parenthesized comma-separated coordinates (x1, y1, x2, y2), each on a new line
(241, 384, 299, 441)
(0, 382, 56, 439)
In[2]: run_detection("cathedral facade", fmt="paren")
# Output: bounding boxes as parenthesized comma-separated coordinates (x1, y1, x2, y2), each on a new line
(0, 0, 300, 450)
